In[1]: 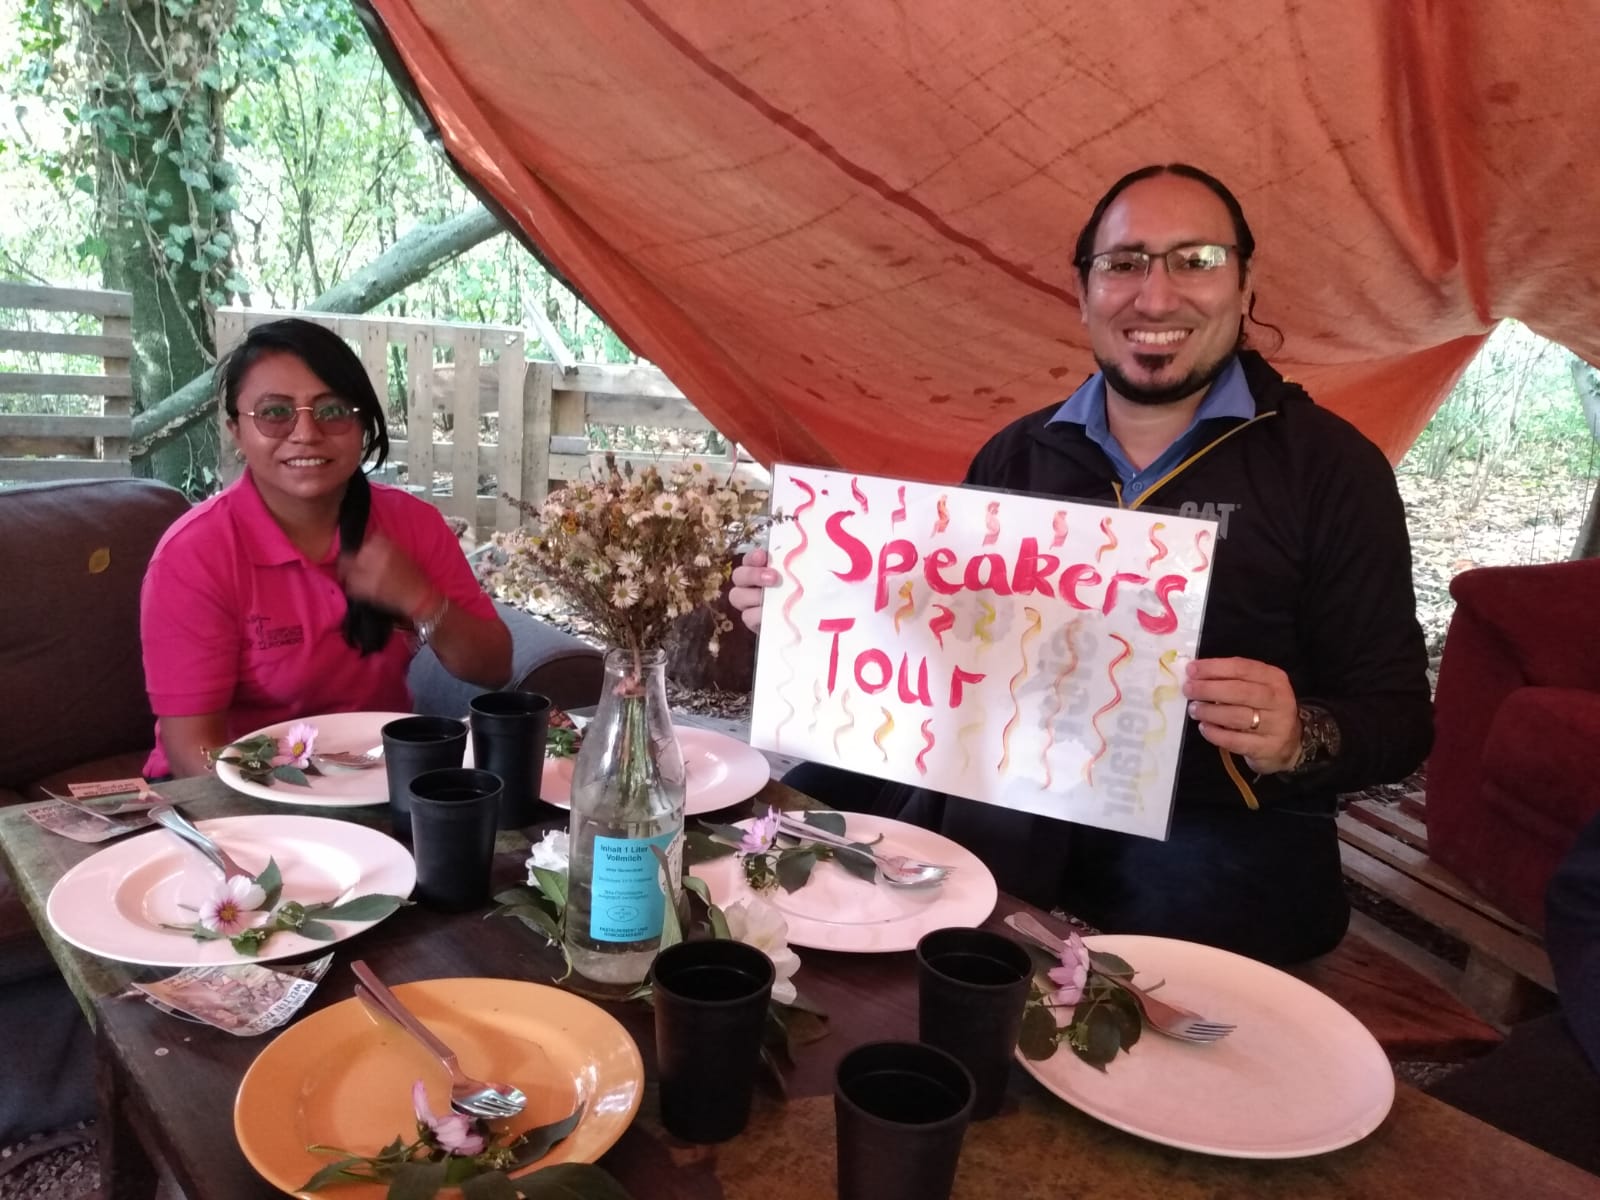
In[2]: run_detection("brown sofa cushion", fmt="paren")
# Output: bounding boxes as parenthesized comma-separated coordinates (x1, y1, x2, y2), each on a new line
(0, 478, 188, 791)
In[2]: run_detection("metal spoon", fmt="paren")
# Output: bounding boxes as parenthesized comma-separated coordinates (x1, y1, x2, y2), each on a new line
(149, 804, 255, 884)
(775, 812, 952, 888)
(310, 744, 385, 773)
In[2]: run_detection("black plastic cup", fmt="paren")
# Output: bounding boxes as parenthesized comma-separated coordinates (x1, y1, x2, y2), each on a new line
(467, 691, 551, 829)
(834, 1040, 975, 1200)
(652, 938, 775, 1143)
(916, 927, 1034, 1119)
(406, 767, 501, 912)
(381, 716, 468, 838)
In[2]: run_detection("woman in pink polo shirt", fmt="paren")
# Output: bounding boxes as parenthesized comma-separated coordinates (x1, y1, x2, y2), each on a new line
(140, 318, 512, 777)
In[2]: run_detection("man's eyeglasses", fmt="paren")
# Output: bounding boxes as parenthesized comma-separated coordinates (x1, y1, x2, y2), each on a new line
(1080, 242, 1239, 282)
(239, 400, 361, 438)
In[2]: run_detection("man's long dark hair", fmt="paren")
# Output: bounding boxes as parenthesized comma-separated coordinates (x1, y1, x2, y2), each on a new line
(218, 318, 397, 655)
(1072, 162, 1282, 351)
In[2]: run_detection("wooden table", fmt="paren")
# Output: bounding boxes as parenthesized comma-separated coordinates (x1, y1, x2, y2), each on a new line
(2, 776, 1595, 1200)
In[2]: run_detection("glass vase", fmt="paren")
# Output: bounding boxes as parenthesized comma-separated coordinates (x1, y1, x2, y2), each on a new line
(563, 647, 686, 985)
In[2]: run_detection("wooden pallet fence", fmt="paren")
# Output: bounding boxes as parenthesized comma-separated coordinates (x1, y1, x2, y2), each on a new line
(0, 282, 134, 483)
(215, 307, 766, 538)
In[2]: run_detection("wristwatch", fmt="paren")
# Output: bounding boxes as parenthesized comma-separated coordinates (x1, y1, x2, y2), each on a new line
(411, 594, 449, 645)
(1287, 703, 1341, 773)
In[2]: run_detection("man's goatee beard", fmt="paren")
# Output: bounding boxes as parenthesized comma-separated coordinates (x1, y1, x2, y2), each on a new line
(1097, 352, 1233, 406)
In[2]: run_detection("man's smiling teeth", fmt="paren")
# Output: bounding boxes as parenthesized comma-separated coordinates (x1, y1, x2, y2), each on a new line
(1126, 329, 1188, 345)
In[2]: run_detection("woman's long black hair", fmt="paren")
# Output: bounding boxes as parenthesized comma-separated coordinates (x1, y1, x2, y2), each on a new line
(218, 317, 397, 655)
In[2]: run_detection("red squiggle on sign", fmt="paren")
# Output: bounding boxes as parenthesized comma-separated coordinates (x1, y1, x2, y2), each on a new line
(891, 485, 907, 525)
(1050, 510, 1069, 548)
(933, 495, 950, 534)
(928, 604, 955, 648)
(998, 607, 1043, 773)
(982, 500, 1002, 546)
(1085, 633, 1132, 785)
(1194, 528, 1212, 573)
(915, 719, 935, 774)
(1146, 521, 1168, 570)
(772, 477, 818, 748)
(850, 476, 869, 513)
(1095, 515, 1118, 563)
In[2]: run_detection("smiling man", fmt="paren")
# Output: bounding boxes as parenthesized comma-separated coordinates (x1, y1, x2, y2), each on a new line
(732, 164, 1433, 965)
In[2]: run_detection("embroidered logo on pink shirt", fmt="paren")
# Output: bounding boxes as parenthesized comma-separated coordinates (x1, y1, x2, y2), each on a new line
(247, 613, 304, 651)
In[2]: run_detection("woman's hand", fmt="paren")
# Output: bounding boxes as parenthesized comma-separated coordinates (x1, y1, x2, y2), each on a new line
(729, 549, 782, 633)
(337, 532, 433, 619)
(1182, 657, 1303, 774)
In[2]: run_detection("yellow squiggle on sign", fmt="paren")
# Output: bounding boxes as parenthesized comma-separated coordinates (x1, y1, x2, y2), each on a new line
(998, 608, 1043, 773)
(974, 599, 997, 645)
(873, 708, 895, 762)
(833, 689, 856, 757)
(1131, 649, 1183, 810)
(957, 721, 983, 774)
(892, 580, 915, 633)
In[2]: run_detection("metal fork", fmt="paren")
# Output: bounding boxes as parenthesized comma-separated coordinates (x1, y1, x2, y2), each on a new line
(351, 960, 528, 1119)
(1004, 912, 1236, 1044)
(149, 804, 255, 884)
(775, 812, 954, 888)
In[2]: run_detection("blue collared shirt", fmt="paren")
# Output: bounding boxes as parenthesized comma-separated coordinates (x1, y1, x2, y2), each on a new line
(1046, 356, 1256, 500)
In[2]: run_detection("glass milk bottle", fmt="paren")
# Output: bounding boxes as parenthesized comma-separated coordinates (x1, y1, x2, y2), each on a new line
(563, 648, 686, 984)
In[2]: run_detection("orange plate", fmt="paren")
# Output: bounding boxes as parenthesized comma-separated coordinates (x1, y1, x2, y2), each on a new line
(234, 978, 644, 1198)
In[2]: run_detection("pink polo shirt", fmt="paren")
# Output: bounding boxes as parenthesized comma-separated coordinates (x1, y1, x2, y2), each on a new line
(140, 472, 496, 777)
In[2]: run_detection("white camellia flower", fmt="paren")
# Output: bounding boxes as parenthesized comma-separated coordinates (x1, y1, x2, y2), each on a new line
(722, 895, 801, 1005)
(526, 830, 570, 883)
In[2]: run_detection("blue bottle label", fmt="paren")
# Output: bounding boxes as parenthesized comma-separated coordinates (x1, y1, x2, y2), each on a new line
(588, 830, 677, 943)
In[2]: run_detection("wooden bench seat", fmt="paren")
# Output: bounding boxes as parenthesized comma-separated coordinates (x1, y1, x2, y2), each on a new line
(1338, 789, 1555, 1025)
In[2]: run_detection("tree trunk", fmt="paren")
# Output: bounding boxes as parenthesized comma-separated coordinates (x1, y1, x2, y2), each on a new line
(128, 205, 503, 457)
(1569, 362, 1600, 559)
(666, 586, 757, 693)
(87, 0, 229, 493)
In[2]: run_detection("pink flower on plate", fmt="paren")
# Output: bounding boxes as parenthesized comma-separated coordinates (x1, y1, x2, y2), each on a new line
(1048, 931, 1090, 1007)
(738, 809, 781, 855)
(197, 875, 267, 935)
(412, 1081, 486, 1156)
(277, 722, 318, 768)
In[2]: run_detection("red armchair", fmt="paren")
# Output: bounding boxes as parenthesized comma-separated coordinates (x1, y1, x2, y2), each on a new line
(1425, 558, 1600, 932)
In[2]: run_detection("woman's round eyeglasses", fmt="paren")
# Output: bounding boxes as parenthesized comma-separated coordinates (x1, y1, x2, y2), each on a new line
(239, 400, 360, 438)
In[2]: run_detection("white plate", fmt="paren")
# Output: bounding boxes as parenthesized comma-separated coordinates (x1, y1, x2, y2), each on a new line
(46, 814, 416, 967)
(694, 813, 997, 952)
(1016, 934, 1395, 1158)
(215, 712, 428, 807)
(540, 725, 770, 816)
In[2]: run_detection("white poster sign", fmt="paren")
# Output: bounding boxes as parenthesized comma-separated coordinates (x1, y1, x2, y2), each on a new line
(749, 466, 1218, 840)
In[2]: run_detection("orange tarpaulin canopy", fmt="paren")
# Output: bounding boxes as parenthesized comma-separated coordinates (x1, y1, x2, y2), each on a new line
(363, 1, 1600, 477)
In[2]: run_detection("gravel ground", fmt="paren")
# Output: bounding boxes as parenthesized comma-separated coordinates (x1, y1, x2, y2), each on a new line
(0, 1125, 97, 1200)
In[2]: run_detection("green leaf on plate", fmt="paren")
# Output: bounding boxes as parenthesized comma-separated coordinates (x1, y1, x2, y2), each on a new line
(498, 903, 562, 946)
(683, 829, 736, 865)
(775, 848, 817, 893)
(254, 858, 283, 909)
(296, 1156, 380, 1191)
(459, 1170, 520, 1199)
(306, 893, 408, 922)
(1076, 1005, 1125, 1071)
(1104, 986, 1143, 1051)
(1018, 1002, 1061, 1061)
(508, 1103, 584, 1169)
(797, 809, 847, 836)
(271, 764, 310, 787)
(388, 1159, 449, 1200)
(1087, 949, 1134, 978)
(297, 919, 338, 941)
(696, 820, 749, 847)
(827, 845, 879, 884)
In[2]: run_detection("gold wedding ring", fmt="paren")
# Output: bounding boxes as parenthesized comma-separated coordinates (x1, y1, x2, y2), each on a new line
(1249, 709, 1261, 731)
